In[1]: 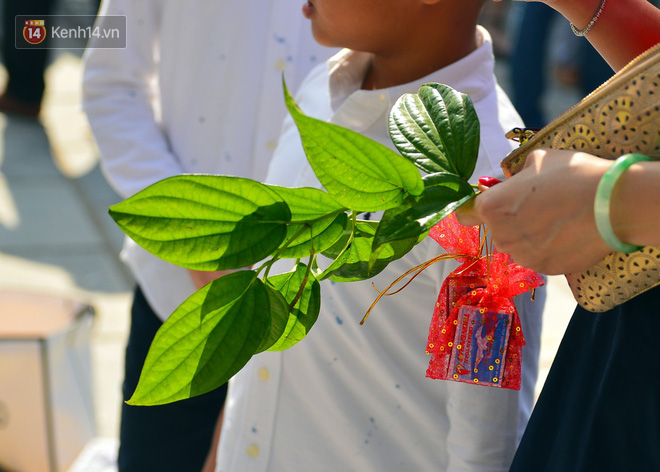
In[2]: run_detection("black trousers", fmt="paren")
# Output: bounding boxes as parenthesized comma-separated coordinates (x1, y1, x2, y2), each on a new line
(2, 0, 102, 104)
(118, 286, 227, 472)
(2, 0, 53, 104)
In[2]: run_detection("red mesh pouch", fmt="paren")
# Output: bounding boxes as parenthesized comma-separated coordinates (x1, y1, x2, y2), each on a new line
(425, 215, 543, 390)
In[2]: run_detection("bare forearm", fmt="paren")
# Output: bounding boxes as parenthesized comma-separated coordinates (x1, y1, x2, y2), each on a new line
(188, 269, 238, 289)
(549, 0, 660, 70)
(611, 161, 660, 247)
(456, 150, 658, 275)
(201, 407, 224, 472)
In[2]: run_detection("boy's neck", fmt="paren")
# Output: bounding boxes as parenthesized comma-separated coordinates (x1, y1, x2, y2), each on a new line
(360, 23, 481, 90)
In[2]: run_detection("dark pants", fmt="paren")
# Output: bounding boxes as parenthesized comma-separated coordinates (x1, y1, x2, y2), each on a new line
(509, 3, 557, 129)
(2, 0, 53, 104)
(2, 0, 103, 105)
(118, 287, 227, 472)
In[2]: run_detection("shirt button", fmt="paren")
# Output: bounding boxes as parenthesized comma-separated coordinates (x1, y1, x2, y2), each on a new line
(247, 444, 260, 457)
(275, 59, 286, 71)
(258, 368, 270, 381)
(265, 140, 277, 151)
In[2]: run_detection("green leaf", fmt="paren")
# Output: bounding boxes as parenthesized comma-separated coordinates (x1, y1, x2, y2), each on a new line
(127, 271, 271, 406)
(284, 81, 423, 212)
(109, 175, 291, 271)
(266, 264, 321, 351)
(279, 213, 348, 258)
(390, 93, 455, 175)
(389, 83, 480, 181)
(372, 173, 475, 250)
(256, 284, 290, 352)
(422, 172, 475, 195)
(267, 185, 348, 258)
(266, 185, 346, 221)
(321, 221, 418, 282)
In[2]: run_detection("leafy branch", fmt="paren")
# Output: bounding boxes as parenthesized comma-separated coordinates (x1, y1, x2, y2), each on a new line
(109, 82, 480, 406)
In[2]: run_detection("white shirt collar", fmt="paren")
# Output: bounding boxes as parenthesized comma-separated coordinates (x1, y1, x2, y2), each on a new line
(325, 26, 496, 132)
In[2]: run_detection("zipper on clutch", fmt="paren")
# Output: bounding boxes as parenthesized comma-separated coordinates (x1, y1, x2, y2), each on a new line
(505, 127, 540, 146)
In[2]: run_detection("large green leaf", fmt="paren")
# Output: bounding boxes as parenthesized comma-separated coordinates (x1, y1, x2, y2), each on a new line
(389, 83, 480, 180)
(109, 175, 291, 270)
(321, 221, 419, 282)
(266, 264, 321, 351)
(267, 185, 348, 258)
(390, 93, 453, 174)
(284, 82, 424, 212)
(127, 271, 271, 406)
(372, 173, 475, 250)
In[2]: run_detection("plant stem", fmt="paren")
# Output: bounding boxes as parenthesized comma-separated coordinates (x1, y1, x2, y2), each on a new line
(288, 252, 315, 312)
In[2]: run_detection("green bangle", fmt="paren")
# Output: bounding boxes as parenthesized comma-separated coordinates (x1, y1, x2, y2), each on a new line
(594, 153, 652, 253)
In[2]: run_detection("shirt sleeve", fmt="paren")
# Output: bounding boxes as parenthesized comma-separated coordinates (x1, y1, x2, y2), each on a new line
(82, 0, 183, 199)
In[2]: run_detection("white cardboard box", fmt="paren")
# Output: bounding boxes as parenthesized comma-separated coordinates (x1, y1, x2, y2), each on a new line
(0, 292, 96, 472)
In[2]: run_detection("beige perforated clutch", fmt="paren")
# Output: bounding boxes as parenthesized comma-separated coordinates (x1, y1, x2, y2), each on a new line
(500, 43, 660, 312)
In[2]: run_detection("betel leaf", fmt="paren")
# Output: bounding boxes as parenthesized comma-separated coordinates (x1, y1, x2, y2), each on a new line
(284, 82, 424, 212)
(372, 173, 475, 250)
(389, 83, 480, 181)
(266, 185, 347, 220)
(127, 271, 272, 406)
(266, 185, 348, 258)
(266, 263, 321, 351)
(256, 284, 290, 352)
(278, 213, 348, 258)
(418, 83, 480, 180)
(321, 221, 419, 282)
(422, 171, 475, 195)
(109, 175, 291, 271)
(390, 93, 454, 175)
(110, 81, 485, 407)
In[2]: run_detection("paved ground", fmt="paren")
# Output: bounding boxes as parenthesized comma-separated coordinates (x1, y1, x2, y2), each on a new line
(0, 48, 581, 470)
(0, 52, 132, 470)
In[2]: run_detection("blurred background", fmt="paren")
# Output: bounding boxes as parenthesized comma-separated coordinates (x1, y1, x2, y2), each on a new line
(0, 0, 634, 470)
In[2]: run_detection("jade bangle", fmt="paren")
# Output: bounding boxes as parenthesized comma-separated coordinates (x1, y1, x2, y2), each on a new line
(594, 153, 653, 253)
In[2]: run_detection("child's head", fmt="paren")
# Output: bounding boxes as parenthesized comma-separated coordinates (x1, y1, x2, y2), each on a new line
(302, 0, 487, 54)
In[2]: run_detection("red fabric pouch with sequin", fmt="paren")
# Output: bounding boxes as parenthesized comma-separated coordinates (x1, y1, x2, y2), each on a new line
(424, 214, 543, 390)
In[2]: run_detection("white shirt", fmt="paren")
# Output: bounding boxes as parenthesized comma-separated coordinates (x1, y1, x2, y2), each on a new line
(82, 0, 335, 320)
(216, 27, 545, 472)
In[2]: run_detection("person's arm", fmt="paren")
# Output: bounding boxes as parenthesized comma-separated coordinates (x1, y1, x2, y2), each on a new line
(188, 269, 240, 289)
(82, 0, 184, 199)
(610, 158, 660, 247)
(552, 0, 660, 70)
(201, 407, 225, 472)
(458, 149, 660, 274)
(497, 0, 660, 71)
(83, 0, 225, 288)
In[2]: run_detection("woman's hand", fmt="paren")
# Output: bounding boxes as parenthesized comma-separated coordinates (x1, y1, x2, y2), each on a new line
(457, 149, 613, 274)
